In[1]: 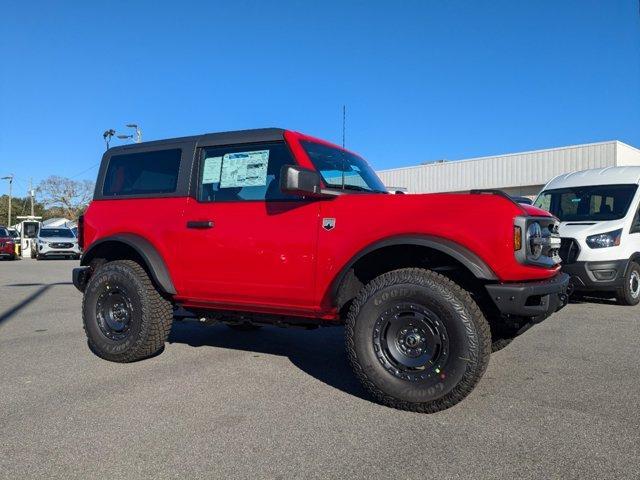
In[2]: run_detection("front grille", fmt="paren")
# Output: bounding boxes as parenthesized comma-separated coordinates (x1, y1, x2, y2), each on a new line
(559, 238, 580, 264)
(50, 242, 73, 249)
(0, 242, 4, 247)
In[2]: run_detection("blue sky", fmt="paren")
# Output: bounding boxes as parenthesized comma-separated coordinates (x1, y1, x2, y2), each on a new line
(1, 0, 639, 197)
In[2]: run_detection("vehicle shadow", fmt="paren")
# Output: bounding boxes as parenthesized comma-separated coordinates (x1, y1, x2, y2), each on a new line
(168, 320, 371, 402)
(569, 295, 619, 306)
(0, 282, 73, 328)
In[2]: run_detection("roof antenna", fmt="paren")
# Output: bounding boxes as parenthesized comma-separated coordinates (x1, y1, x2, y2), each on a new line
(342, 105, 346, 148)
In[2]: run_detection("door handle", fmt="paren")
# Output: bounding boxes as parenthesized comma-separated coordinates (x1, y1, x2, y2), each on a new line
(186, 220, 214, 229)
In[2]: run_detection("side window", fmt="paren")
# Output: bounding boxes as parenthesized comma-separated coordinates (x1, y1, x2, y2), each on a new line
(103, 149, 181, 196)
(197, 142, 298, 202)
(534, 193, 551, 212)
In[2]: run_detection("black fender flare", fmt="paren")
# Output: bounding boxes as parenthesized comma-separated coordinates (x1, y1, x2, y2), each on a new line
(81, 233, 177, 295)
(329, 235, 498, 306)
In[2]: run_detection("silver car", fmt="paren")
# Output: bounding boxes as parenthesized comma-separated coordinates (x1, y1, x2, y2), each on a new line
(33, 227, 81, 260)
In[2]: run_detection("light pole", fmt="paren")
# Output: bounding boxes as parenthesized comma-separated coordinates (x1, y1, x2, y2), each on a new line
(1, 174, 14, 226)
(117, 123, 142, 143)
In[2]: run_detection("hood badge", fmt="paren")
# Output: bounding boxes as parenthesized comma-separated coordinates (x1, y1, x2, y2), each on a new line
(322, 218, 336, 231)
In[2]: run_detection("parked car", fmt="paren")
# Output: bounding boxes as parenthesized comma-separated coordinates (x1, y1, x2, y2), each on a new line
(0, 226, 17, 260)
(7, 227, 20, 256)
(73, 128, 568, 413)
(33, 227, 81, 260)
(535, 166, 640, 305)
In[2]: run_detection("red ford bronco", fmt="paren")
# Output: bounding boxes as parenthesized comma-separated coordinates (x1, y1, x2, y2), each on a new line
(74, 128, 568, 412)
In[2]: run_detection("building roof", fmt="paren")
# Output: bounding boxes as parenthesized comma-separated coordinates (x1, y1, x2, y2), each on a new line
(543, 166, 640, 190)
(376, 140, 640, 194)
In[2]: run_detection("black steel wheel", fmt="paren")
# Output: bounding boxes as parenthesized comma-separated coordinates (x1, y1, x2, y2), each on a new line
(346, 268, 491, 413)
(95, 286, 134, 341)
(373, 303, 449, 382)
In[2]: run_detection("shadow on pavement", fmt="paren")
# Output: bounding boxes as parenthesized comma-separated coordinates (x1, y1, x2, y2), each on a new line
(168, 320, 371, 402)
(569, 295, 619, 306)
(0, 282, 73, 327)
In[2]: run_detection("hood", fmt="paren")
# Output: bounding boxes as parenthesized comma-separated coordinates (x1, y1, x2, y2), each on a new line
(558, 219, 625, 238)
(519, 203, 553, 217)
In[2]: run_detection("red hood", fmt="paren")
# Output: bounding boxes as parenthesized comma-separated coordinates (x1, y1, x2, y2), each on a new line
(520, 203, 552, 217)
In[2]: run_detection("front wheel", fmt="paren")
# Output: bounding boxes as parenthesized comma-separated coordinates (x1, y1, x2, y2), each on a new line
(345, 268, 491, 413)
(82, 260, 173, 362)
(617, 262, 640, 306)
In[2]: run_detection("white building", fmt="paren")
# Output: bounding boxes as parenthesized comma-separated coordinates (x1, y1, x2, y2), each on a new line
(377, 140, 640, 198)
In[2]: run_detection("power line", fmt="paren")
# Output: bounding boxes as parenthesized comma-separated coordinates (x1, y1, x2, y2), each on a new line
(68, 162, 100, 179)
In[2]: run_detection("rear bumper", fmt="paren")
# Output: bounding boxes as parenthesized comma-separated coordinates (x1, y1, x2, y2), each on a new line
(485, 272, 570, 319)
(72, 266, 91, 292)
(562, 260, 628, 292)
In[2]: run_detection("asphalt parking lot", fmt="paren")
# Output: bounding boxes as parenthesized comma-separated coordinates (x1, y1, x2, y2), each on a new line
(1, 259, 639, 480)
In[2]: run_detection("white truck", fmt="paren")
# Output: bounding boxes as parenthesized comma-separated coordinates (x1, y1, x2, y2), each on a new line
(535, 166, 640, 305)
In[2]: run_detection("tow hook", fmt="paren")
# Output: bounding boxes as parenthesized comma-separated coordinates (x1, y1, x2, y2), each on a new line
(557, 292, 569, 311)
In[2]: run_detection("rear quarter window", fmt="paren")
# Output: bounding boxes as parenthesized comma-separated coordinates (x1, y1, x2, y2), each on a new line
(103, 149, 182, 196)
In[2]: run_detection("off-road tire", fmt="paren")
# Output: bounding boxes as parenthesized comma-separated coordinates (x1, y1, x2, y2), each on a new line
(616, 261, 640, 306)
(82, 260, 173, 362)
(345, 268, 491, 413)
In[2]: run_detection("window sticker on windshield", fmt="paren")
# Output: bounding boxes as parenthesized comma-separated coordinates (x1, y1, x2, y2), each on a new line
(202, 156, 223, 184)
(220, 150, 269, 188)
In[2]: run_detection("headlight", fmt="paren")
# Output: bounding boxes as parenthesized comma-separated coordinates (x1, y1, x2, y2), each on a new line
(527, 222, 543, 259)
(586, 229, 622, 249)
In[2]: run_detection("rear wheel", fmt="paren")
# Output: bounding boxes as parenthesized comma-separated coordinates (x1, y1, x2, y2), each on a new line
(345, 268, 491, 413)
(617, 262, 640, 306)
(82, 260, 173, 362)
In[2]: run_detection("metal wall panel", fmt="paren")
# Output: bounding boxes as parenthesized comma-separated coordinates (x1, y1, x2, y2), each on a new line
(376, 141, 633, 193)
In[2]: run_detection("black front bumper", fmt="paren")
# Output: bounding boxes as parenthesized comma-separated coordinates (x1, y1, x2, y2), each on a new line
(562, 260, 629, 292)
(485, 272, 570, 319)
(72, 266, 91, 292)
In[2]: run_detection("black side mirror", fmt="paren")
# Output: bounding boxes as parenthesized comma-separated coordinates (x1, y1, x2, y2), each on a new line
(280, 165, 337, 198)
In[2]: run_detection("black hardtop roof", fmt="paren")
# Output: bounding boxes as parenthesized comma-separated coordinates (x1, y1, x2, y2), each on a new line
(106, 127, 285, 154)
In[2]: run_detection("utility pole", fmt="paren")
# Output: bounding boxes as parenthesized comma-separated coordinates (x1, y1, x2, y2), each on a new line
(1, 174, 14, 226)
(29, 178, 34, 216)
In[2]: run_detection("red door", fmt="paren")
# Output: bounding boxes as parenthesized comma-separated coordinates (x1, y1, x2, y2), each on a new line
(180, 199, 320, 312)
(177, 141, 320, 314)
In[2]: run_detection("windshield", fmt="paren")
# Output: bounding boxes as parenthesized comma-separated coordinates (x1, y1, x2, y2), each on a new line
(301, 140, 387, 193)
(0, 228, 8, 237)
(535, 184, 638, 221)
(8, 229, 19, 238)
(40, 228, 75, 238)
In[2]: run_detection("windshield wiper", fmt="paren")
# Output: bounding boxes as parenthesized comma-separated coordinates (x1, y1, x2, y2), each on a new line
(327, 184, 387, 193)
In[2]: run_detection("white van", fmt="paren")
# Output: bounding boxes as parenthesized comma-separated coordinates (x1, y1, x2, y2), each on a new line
(534, 166, 640, 305)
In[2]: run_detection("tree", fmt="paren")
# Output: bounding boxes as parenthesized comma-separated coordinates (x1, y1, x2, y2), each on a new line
(36, 176, 94, 221)
(0, 194, 47, 226)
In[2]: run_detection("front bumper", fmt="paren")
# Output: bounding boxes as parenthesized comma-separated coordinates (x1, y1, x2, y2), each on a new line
(0, 244, 15, 257)
(37, 244, 81, 257)
(562, 260, 628, 292)
(485, 272, 569, 319)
